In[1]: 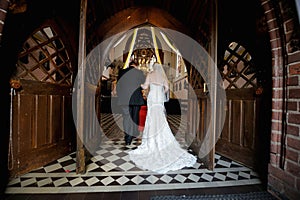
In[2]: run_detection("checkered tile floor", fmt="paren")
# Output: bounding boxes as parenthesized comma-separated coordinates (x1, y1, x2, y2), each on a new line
(5, 114, 261, 194)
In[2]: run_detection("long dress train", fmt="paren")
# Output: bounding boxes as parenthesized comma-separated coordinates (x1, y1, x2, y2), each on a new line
(128, 83, 197, 174)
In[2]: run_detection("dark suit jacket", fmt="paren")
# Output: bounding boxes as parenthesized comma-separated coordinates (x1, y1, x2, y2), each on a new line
(116, 66, 145, 106)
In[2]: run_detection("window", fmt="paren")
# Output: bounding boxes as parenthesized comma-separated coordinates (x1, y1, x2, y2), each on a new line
(220, 42, 257, 89)
(16, 26, 73, 85)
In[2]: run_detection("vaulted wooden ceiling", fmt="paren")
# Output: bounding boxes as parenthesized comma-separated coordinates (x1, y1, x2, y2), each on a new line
(6, 0, 265, 67)
(85, 0, 211, 52)
(8, 0, 210, 31)
(7, 0, 262, 44)
(88, 0, 208, 32)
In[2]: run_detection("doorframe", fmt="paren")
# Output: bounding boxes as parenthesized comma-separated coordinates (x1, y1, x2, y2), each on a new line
(75, 0, 223, 173)
(76, 0, 87, 174)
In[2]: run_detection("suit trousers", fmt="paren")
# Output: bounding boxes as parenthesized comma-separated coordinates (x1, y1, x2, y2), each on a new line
(121, 105, 140, 143)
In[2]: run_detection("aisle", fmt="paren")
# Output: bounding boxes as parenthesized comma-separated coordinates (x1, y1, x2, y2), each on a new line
(5, 114, 261, 194)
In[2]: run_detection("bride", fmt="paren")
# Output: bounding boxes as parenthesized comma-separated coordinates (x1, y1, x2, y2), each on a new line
(128, 62, 197, 174)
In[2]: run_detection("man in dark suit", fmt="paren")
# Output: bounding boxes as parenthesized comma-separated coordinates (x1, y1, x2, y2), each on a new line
(116, 61, 145, 145)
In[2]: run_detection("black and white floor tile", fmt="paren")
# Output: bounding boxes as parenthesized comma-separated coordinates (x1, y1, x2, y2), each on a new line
(5, 114, 261, 194)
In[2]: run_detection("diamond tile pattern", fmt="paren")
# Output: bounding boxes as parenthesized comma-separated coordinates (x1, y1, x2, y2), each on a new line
(5, 114, 261, 193)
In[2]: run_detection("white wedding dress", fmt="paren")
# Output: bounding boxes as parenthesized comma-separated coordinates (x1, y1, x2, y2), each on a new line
(128, 83, 197, 174)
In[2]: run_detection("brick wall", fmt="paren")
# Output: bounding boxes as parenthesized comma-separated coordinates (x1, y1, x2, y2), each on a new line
(261, 0, 300, 199)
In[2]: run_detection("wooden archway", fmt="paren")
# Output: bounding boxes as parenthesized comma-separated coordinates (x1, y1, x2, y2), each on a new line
(76, 1, 219, 172)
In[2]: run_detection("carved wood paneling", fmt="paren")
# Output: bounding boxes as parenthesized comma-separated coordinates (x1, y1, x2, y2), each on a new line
(9, 83, 74, 177)
(216, 88, 258, 168)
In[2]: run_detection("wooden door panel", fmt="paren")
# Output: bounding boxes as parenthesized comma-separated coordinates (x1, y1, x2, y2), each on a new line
(35, 95, 49, 147)
(243, 100, 255, 149)
(221, 104, 230, 141)
(17, 94, 34, 152)
(216, 88, 258, 168)
(50, 95, 62, 143)
(188, 92, 215, 170)
(10, 80, 74, 178)
(63, 96, 74, 141)
(231, 100, 242, 145)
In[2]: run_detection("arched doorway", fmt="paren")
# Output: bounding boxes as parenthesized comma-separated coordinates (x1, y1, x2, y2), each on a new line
(75, 3, 224, 173)
(9, 22, 76, 177)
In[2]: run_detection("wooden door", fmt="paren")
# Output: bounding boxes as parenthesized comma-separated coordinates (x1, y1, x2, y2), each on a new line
(215, 42, 262, 169)
(9, 24, 75, 177)
(187, 66, 215, 170)
(9, 80, 74, 177)
(187, 90, 213, 169)
(75, 0, 103, 173)
(186, 0, 218, 170)
(216, 88, 259, 168)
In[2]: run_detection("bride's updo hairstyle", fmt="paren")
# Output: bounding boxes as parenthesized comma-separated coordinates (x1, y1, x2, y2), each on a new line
(151, 62, 168, 81)
(152, 62, 161, 71)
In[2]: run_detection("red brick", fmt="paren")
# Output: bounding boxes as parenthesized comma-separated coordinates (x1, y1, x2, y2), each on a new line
(286, 32, 294, 45)
(271, 132, 281, 142)
(266, 14, 277, 26)
(286, 161, 300, 177)
(268, 19, 278, 31)
(272, 122, 282, 131)
(289, 63, 300, 75)
(289, 89, 300, 98)
(272, 111, 282, 121)
(270, 30, 281, 42)
(272, 48, 283, 58)
(287, 101, 298, 111)
(268, 173, 284, 192)
(288, 51, 300, 64)
(286, 148, 299, 163)
(285, 20, 295, 33)
(270, 143, 280, 153)
(287, 125, 299, 136)
(288, 113, 300, 124)
(272, 100, 283, 110)
(270, 38, 281, 49)
(269, 164, 296, 187)
(273, 77, 283, 88)
(272, 62, 284, 76)
(272, 90, 283, 98)
(261, 1, 272, 13)
(286, 136, 300, 151)
(272, 56, 283, 65)
(270, 153, 279, 165)
(287, 76, 299, 85)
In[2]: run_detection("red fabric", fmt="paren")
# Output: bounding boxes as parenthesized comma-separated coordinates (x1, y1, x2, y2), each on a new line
(138, 105, 147, 131)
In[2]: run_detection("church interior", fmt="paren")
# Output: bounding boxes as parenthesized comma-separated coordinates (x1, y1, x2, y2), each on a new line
(1, 0, 300, 199)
